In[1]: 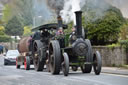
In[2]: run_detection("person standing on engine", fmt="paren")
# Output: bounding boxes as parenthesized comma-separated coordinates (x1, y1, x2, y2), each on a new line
(69, 26, 77, 44)
(56, 27, 64, 35)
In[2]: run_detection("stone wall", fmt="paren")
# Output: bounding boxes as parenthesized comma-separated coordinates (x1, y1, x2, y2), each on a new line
(93, 46, 128, 66)
(1, 42, 128, 66)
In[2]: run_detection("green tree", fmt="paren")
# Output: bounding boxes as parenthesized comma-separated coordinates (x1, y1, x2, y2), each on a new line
(5, 16, 23, 36)
(0, 26, 5, 35)
(23, 26, 32, 36)
(0, 26, 11, 42)
(84, 7, 125, 45)
(119, 22, 128, 40)
(65, 21, 73, 34)
(9, 0, 34, 26)
(2, 0, 34, 26)
(2, 4, 13, 23)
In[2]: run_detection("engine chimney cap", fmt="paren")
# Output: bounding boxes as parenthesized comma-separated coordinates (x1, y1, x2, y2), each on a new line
(75, 11, 82, 13)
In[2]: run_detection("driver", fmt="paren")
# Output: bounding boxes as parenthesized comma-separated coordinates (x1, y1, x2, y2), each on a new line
(56, 27, 64, 35)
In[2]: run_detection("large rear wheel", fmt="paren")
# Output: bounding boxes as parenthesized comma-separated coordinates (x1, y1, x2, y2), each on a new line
(33, 40, 45, 71)
(49, 40, 61, 75)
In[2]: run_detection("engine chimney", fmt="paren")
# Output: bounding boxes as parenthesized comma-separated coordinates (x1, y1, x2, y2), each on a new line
(75, 11, 82, 38)
(57, 15, 63, 28)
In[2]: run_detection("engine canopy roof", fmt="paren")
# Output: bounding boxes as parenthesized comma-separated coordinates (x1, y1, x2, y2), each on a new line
(32, 23, 68, 32)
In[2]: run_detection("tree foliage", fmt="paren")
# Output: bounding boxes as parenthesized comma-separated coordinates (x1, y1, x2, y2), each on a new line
(2, 4, 12, 23)
(2, 0, 34, 37)
(83, 7, 125, 45)
(0, 35, 11, 42)
(119, 22, 128, 40)
(65, 21, 73, 34)
(23, 26, 32, 36)
(0, 26, 5, 35)
(10, 0, 34, 26)
(2, 0, 33, 26)
(5, 16, 23, 36)
(0, 26, 11, 42)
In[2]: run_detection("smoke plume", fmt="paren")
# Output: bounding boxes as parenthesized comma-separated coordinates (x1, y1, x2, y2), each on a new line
(60, 0, 110, 24)
(46, 0, 64, 15)
(59, 0, 128, 24)
(60, 0, 82, 25)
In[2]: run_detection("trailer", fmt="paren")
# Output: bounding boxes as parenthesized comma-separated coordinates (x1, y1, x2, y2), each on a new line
(31, 23, 68, 71)
(16, 33, 41, 70)
(16, 37, 32, 70)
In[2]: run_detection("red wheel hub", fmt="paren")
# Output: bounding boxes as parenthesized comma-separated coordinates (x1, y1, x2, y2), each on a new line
(24, 57, 27, 70)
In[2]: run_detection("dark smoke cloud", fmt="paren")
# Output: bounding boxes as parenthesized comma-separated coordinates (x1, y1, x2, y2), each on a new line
(46, 0, 64, 15)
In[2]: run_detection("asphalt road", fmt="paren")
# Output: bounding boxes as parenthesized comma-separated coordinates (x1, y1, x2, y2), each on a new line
(0, 57, 128, 85)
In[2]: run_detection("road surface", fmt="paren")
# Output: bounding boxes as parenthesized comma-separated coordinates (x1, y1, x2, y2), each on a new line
(0, 57, 128, 85)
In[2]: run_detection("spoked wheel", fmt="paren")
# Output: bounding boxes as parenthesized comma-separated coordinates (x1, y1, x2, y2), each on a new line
(72, 66, 78, 71)
(46, 58, 50, 72)
(46, 52, 50, 72)
(49, 40, 61, 75)
(33, 40, 45, 71)
(46, 63, 50, 72)
(16, 58, 20, 69)
(81, 39, 93, 73)
(93, 51, 102, 75)
(24, 56, 30, 70)
(62, 52, 69, 76)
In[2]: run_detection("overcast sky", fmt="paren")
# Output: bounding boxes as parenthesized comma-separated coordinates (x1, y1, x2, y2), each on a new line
(105, 0, 128, 18)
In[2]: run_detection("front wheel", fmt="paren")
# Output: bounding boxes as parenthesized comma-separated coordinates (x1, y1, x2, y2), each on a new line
(62, 52, 69, 76)
(81, 39, 93, 73)
(93, 51, 102, 75)
(72, 66, 78, 71)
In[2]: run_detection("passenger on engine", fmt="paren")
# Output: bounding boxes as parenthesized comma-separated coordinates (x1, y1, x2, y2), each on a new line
(56, 27, 64, 35)
(69, 26, 77, 44)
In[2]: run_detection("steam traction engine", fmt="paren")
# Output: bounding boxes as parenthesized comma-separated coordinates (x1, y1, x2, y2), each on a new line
(32, 23, 67, 71)
(48, 11, 102, 76)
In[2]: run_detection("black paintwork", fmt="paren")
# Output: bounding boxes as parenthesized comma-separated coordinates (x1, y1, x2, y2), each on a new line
(32, 23, 68, 32)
